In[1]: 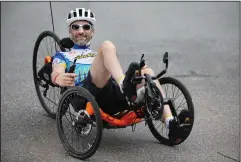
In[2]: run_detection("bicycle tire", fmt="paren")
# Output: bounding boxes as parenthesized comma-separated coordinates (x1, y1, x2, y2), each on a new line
(56, 86, 103, 160)
(147, 77, 194, 146)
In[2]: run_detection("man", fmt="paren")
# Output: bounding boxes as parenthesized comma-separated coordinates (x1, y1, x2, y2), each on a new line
(51, 8, 191, 141)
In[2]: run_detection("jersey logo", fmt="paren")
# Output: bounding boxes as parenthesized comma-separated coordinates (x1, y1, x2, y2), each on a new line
(75, 53, 96, 59)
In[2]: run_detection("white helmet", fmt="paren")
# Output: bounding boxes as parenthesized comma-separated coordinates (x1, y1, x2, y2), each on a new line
(66, 8, 96, 28)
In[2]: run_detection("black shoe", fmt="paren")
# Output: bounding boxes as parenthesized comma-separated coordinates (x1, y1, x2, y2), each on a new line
(122, 62, 141, 103)
(168, 109, 192, 143)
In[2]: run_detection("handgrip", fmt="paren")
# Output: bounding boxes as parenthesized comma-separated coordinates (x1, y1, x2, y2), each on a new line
(140, 54, 145, 68)
(68, 58, 77, 73)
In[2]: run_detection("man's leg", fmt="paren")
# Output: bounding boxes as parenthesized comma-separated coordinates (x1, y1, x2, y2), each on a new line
(90, 40, 139, 103)
(90, 41, 125, 88)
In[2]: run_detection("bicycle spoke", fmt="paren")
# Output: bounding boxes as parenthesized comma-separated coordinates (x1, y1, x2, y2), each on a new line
(178, 99, 187, 108)
(76, 130, 78, 151)
(36, 50, 44, 63)
(62, 103, 73, 123)
(64, 126, 74, 145)
(36, 61, 44, 69)
(165, 84, 169, 98)
(176, 101, 187, 111)
(154, 121, 159, 126)
(63, 113, 73, 126)
(37, 55, 44, 67)
(173, 90, 182, 102)
(63, 124, 73, 137)
(39, 41, 47, 60)
(48, 87, 52, 108)
(53, 87, 57, 112)
(66, 108, 75, 118)
(67, 122, 75, 146)
(172, 84, 175, 99)
(71, 125, 74, 146)
(173, 88, 180, 99)
(44, 37, 50, 56)
(44, 37, 50, 55)
(172, 85, 178, 100)
(47, 37, 51, 55)
(48, 87, 53, 110)
(76, 131, 81, 151)
(50, 36, 53, 55)
(65, 110, 76, 120)
(52, 87, 56, 112)
(64, 125, 75, 140)
(74, 130, 88, 152)
(42, 94, 58, 106)
(161, 124, 165, 133)
(49, 36, 53, 56)
(62, 119, 72, 127)
(175, 96, 186, 111)
(54, 42, 58, 52)
(156, 121, 162, 130)
(45, 37, 49, 53)
(57, 89, 61, 102)
(66, 108, 75, 122)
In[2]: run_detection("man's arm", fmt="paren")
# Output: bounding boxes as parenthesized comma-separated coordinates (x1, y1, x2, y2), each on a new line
(51, 64, 77, 87)
(51, 65, 65, 85)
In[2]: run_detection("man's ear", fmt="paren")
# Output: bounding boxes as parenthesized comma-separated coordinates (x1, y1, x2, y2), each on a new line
(90, 32, 94, 39)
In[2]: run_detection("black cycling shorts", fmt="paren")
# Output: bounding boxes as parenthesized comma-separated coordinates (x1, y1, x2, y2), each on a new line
(81, 71, 129, 115)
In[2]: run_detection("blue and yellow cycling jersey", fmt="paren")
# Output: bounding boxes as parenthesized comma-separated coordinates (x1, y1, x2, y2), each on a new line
(52, 44, 97, 86)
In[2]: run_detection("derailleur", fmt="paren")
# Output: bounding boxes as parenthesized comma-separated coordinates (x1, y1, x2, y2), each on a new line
(37, 77, 49, 97)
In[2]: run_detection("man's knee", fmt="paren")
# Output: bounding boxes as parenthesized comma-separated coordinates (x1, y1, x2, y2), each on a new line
(99, 40, 116, 54)
(141, 65, 155, 76)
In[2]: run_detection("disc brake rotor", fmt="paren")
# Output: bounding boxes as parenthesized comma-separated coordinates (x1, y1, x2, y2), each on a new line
(74, 110, 93, 137)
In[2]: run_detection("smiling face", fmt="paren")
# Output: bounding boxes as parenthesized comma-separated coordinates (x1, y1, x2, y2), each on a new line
(69, 20, 94, 46)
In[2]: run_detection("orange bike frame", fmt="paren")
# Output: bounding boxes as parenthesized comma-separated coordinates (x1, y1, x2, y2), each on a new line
(86, 102, 144, 127)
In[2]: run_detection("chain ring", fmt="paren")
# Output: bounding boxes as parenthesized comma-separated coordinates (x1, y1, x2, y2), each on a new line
(145, 84, 164, 120)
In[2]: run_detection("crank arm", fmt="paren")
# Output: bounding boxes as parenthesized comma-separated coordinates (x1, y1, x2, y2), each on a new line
(180, 123, 192, 127)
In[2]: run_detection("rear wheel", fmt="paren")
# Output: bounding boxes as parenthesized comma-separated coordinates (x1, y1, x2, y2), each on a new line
(147, 77, 194, 146)
(33, 31, 64, 118)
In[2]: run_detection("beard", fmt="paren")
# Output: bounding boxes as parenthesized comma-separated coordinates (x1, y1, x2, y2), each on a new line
(69, 33, 90, 46)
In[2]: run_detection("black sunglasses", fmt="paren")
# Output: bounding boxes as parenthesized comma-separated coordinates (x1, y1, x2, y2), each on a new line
(71, 24, 92, 31)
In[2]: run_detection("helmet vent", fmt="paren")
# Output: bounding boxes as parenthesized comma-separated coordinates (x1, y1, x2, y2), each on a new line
(68, 13, 71, 19)
(78, 9, 82, 17)
(73, 11, 77, 17)
(85, 11, 88, 17)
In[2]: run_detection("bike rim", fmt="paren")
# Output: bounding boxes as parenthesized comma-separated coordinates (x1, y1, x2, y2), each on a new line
(59, 92, 99, 155)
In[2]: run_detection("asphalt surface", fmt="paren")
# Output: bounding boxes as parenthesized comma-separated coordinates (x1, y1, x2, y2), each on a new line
(1, 2, 240, 162)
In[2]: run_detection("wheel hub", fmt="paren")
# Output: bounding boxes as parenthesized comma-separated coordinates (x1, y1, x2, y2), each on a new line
(73, 110, 92, 136)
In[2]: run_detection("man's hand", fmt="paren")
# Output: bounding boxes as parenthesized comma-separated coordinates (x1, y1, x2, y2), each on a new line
(55, 73, 77, 87)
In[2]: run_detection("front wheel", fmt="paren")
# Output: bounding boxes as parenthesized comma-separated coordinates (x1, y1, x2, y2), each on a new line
(147, 77, 194, 146)
(56, 86, 103, 160)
